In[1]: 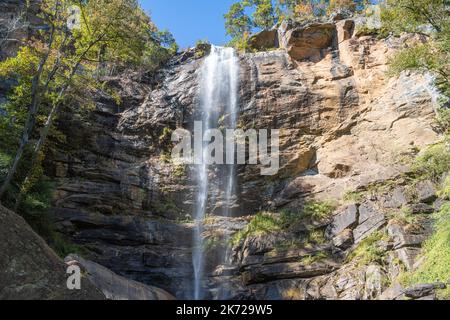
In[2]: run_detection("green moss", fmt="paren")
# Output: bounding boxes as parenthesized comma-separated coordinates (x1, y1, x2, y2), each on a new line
(399, 202, 450, 299)
(231, 201, 335, 247)
(50, 233, 89, 259)
(230, 212, 280, 246)
(438, 176, 450, 200)
(151, 199, 179, 216)
(159, 127, 173, 145)
(299, 251, 329, 265)
(279, 201, 336, 228)
(343, 190, 364, 203)
(346, 231, 389, 267)
(204, 235, 221, 252)
(412, 140, 450, 181)
(388, 206, 420, 229)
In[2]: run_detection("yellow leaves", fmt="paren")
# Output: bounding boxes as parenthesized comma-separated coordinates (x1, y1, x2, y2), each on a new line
(294, 3, 314, 17)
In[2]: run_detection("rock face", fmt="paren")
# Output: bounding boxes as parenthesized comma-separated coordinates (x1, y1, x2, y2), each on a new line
(40, 18, 445, 300)
(65, 254, 175, 300)
(0, 204, 104, 300)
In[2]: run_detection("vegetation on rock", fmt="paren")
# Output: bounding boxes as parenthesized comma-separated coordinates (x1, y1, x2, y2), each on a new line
(0, 0, 177, 250)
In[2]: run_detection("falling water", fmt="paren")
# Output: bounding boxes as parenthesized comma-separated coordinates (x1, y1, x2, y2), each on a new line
(193, 45, 239, 300)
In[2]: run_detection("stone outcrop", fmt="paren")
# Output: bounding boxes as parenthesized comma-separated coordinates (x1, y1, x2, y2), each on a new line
(35, 18, 445, 300)
(0, 204, 105, 300)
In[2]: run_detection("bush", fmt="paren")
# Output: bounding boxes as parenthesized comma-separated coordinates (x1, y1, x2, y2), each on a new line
(279, 201, 335, 228)
(411, 140, 450, 180)
(230, 212, 280, 246)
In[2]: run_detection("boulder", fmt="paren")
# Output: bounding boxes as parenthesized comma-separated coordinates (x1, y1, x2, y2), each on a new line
(65, 255, 175, 300)
(380, 187, 408, 209)
(387, 223, 426, 250)
(0, 205, 105, 300)
(280, 22, 335, 61)
(364, 264, 385, 300)
(395, 247, 421, 270)
(242, 261, 338, 285)
(249, 29, 279, 51)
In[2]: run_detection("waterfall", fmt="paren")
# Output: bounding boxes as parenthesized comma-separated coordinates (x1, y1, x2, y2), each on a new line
(193, 45, 239, 300)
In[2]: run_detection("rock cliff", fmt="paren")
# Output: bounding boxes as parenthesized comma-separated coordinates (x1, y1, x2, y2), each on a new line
(35, 18, 447, 299)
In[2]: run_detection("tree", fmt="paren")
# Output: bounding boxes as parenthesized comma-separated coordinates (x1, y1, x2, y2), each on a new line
(253, 0, 277, 30)
(382, 0, 450, 129)
(224, 2, 253, 39)
(0, 0, 177, 203)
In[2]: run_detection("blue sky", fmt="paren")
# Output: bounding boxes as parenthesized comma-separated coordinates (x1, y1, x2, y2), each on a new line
(139, 0, 236, 49)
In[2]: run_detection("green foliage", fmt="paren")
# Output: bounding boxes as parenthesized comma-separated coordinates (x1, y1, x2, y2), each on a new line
(381, 0, 449, 36)
(159, 127, 173, 144)
(436, 108, 450, 133)
(411, 140, 450, 181)
(225, 0, 371, 50)
(383, 0, 449, 103)
(173, 164, 187, 178)
(400, 202, 450, 299)
(230, 200, 335, 246)
(50, 232, 89, 258)
(194, 39, 210, 58)
(437, 176, 450, 200)
(224, 2, 253, 39)
(343, 189, 364, 203)
(388, 206, 420, 229)
(346, 231, 388, 266)
(230, 212, 280, 246)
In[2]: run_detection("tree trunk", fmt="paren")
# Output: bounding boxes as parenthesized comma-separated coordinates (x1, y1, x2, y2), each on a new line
(0, 26, 55, 200)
